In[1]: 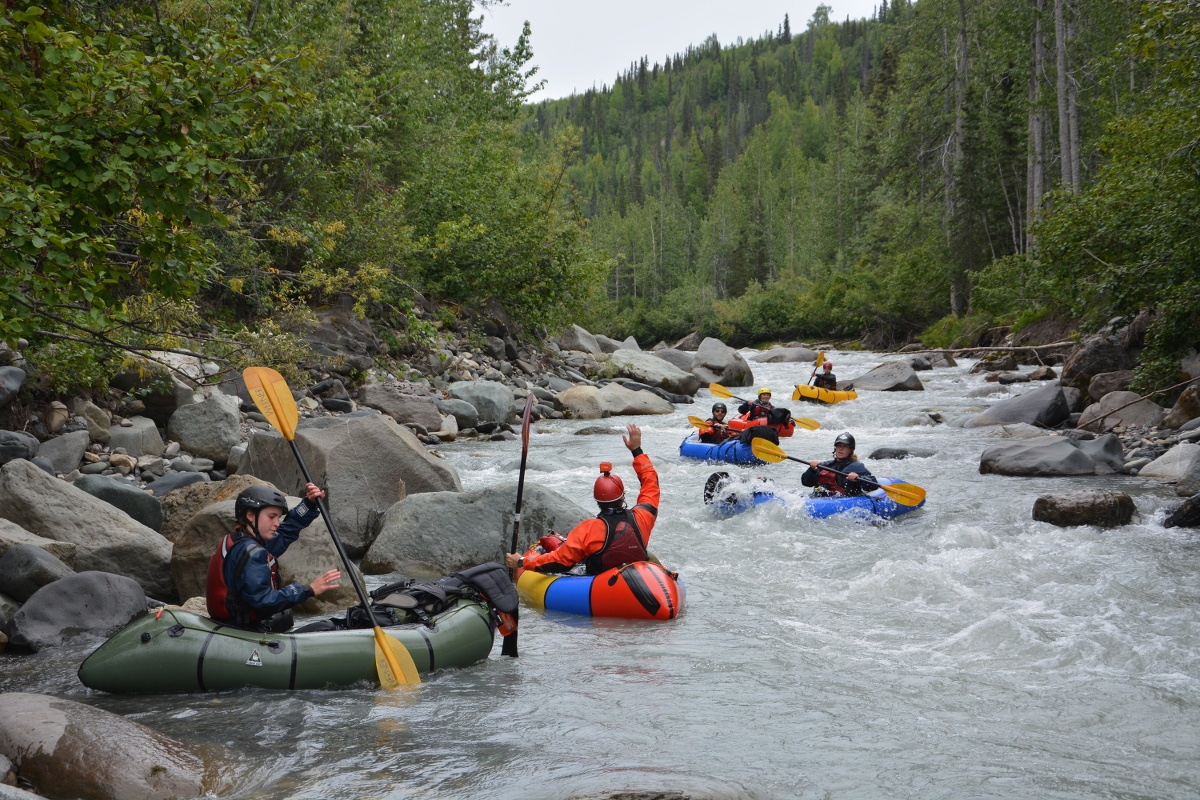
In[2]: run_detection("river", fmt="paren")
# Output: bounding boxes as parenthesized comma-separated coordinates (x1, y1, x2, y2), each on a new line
(3, 350, 1198, 799)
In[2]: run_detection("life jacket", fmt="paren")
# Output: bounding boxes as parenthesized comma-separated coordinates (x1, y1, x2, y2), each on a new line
(744, 401, 772, 422)
(584, 508, 649, 575)
(206, 531, 280, 625)
(816, 468, 845, 496)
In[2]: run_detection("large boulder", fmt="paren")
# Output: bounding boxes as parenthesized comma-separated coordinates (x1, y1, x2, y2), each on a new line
(447, 380, 515, 425)
(73, 474, 164, 532)
(0, 519, 76, 567)
(0, 366, 26, 406)
(555, 384, 674, 419)
(33, 430, 90, 474)
(68, 397, 112, 444)
(690, 338, 753, 386)
(608, 350, 701, 395)
(435, 398, 479, 431)
(849, 361, 924, 391)
(106, 416, 165, 458)
(1164, 494, 1200, 528)
(1162, 385, 1200, 430)
(0, 544, 75, 603)
(1086, 370, 1134, 402)
(1174, 449, 1200, 496)
(240, 413, 461, 557)
(593, 334, 623, 353)
(1061, 334, 1135, 391)
(751, 346, 819, 363)
(6, 571, 146, 651)
(364, 483, 592, 577)
(962, 383, 1071, 429)
(1138, 443, 1200, 481)
(1077, 391, 1165, 432)
(356, 384, 443, 430)
(1032, 491, 1135, 528)
(979, 437, 1100, 476)
(1069, 434, 1125, 474)
(0, 693, 211, 800)
(0, 459, 174, 599)
(166, 393, 242, 465)
(651, 348, 695, 373)
(0, 430, 38, 466)
(170, 497, 358, 614)
(158, 474, 270, 543)
(555, 324, 602, 355)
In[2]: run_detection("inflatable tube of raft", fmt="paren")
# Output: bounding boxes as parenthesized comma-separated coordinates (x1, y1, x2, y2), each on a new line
(515, 554, 684, 620)
(703, 472, 924, 521)
(678, 434, 766, 465)
(791, 384, 858, 404)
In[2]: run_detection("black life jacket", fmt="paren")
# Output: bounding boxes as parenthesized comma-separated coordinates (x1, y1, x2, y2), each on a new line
(584, 508, 649, 575)
(206, 530, 281, 625)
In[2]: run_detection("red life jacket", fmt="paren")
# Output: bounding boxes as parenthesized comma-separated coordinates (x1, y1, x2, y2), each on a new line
(205, 531, 280, 624)
(817, 469, 845, 496)
(584, 509, 649, 575)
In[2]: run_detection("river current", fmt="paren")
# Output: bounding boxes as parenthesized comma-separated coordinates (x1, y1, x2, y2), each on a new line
(3, 351, 1198, 799)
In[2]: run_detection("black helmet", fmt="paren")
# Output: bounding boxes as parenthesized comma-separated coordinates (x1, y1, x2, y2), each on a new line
(712, 402, 727, 413)
(834, 432, 855, 450)
(235, 486, 288, 522)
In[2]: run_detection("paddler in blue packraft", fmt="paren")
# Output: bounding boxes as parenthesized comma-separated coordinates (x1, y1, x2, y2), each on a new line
(698, 402, 735, 444)
(801, 432, 876, 497)
(813, 361, 837, 390)
(206, 484, 342, 632)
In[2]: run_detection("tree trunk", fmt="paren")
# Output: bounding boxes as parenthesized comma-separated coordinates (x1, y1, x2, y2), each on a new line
(1054, 0, 1079, 192)
(1026, 0, 1047, 254)
(947, 0, 970, 317)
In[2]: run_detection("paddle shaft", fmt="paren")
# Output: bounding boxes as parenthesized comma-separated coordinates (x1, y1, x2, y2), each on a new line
(509, 394, 535, 564)
(777, 450, 884, 492)
(287, 441, 374, 613)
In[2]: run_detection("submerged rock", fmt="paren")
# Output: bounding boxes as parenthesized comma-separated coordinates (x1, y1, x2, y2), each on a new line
(1032, 490, 1135, 528)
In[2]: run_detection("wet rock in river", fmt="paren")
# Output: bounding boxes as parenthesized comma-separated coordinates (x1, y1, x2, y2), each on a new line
(1033, 490, 1135, 528)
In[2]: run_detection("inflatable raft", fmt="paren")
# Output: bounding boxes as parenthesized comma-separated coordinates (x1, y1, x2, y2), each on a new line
(78, 598, 495, 693)
(792, 384, 858, 404)
(515, 555, 684, 620)
(703, 472, 924, 521)
(678, 433, 766, 465)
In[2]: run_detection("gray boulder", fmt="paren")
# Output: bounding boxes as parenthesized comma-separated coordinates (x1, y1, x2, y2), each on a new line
(1061, 334, 1135, 391)
(1174, 449, 1200, 497)
(0, 692, 210, 799)
(1138, 443, 1200, 481)
(448, 380, 515, 425)
(0, 366, 26, 406)
(869, 447, 936, 460)
(68, 397, 112, 444)
(166, 394, 242, 465)
(107, 416, 165, 458)
(0, 519, 76, 567)
(651, 348, 696, 373)
(241, 413, 461, 557)
(170, 497, 358, 614)
(436, 398, 479, 430)
(1032, 490, 1135, 528)
(357, 384, 443, 430)
(1162, 385, 1200, 430)
(556, 324, 602, 356)
(33, 430, 90, 474)
(158, 474, 269, 544)
(594, 334, 623, 353)
(0, 430, 38, 466)
(620, 336, 642, 351)
(1164, 495, 1200, 528)
(751, 346, 818, 363)
(146, 470, 211, 497)
(555, 384, 674, 419)
(0, 544, 75, 602)
(608, 349, 701, 395)
(850, 361, 924, 391)
(74, 475, 164, 532)
(364, 483, 592, 577)
(1069, 434, 1125, 474)
(0, 459, 174, 599)
(979, 437, 1100, 476)
(691, 337, 753, 387)
(1086, 370, 1134, 402)
(1077, 391, 1165, 432)
(963, 383, 1070, 429)
(6, 571, 146, 651)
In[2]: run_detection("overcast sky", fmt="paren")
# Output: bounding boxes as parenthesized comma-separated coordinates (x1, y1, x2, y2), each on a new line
(480, 1, 884, 102)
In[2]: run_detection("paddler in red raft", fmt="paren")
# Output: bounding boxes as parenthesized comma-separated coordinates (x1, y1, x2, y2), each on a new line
(505, 423, 659, 575)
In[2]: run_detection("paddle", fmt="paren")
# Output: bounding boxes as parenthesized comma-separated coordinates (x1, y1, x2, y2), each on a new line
(687, 414, 819, 433)
(501, 393, 536, 658)
(706, 384, 820, 430)
(242, 366, 420, 688)
(748, 438, 927, 507)
(807, 351, 827, 386)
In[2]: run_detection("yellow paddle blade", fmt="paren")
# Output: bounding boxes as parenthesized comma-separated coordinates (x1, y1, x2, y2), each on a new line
(688, 415, 710, 429)
(750, 438, 789, 463)
(816, 351, 825, 367)
(883, 482, 927, 507)
(243, 367, 299, 441)
(793, 417, 820, 431)
(374, 627, 421, 686)
(708, 383, 735, 399)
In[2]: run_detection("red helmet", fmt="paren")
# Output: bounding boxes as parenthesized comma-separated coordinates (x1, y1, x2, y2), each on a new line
(823, 361, 833, 368)
(593, 462, 625, 503)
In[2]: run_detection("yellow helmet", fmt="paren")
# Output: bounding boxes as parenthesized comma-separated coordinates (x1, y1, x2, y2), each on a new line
(757, 387, 772, 396)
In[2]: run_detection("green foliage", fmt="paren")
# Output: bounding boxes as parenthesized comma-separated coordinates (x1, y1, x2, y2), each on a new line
(920, 315, 992, 349)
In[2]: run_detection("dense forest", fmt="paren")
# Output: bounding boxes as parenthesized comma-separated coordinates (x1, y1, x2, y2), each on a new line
(1, 0, 1198, 396)
(525, 0, 1199, 389)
